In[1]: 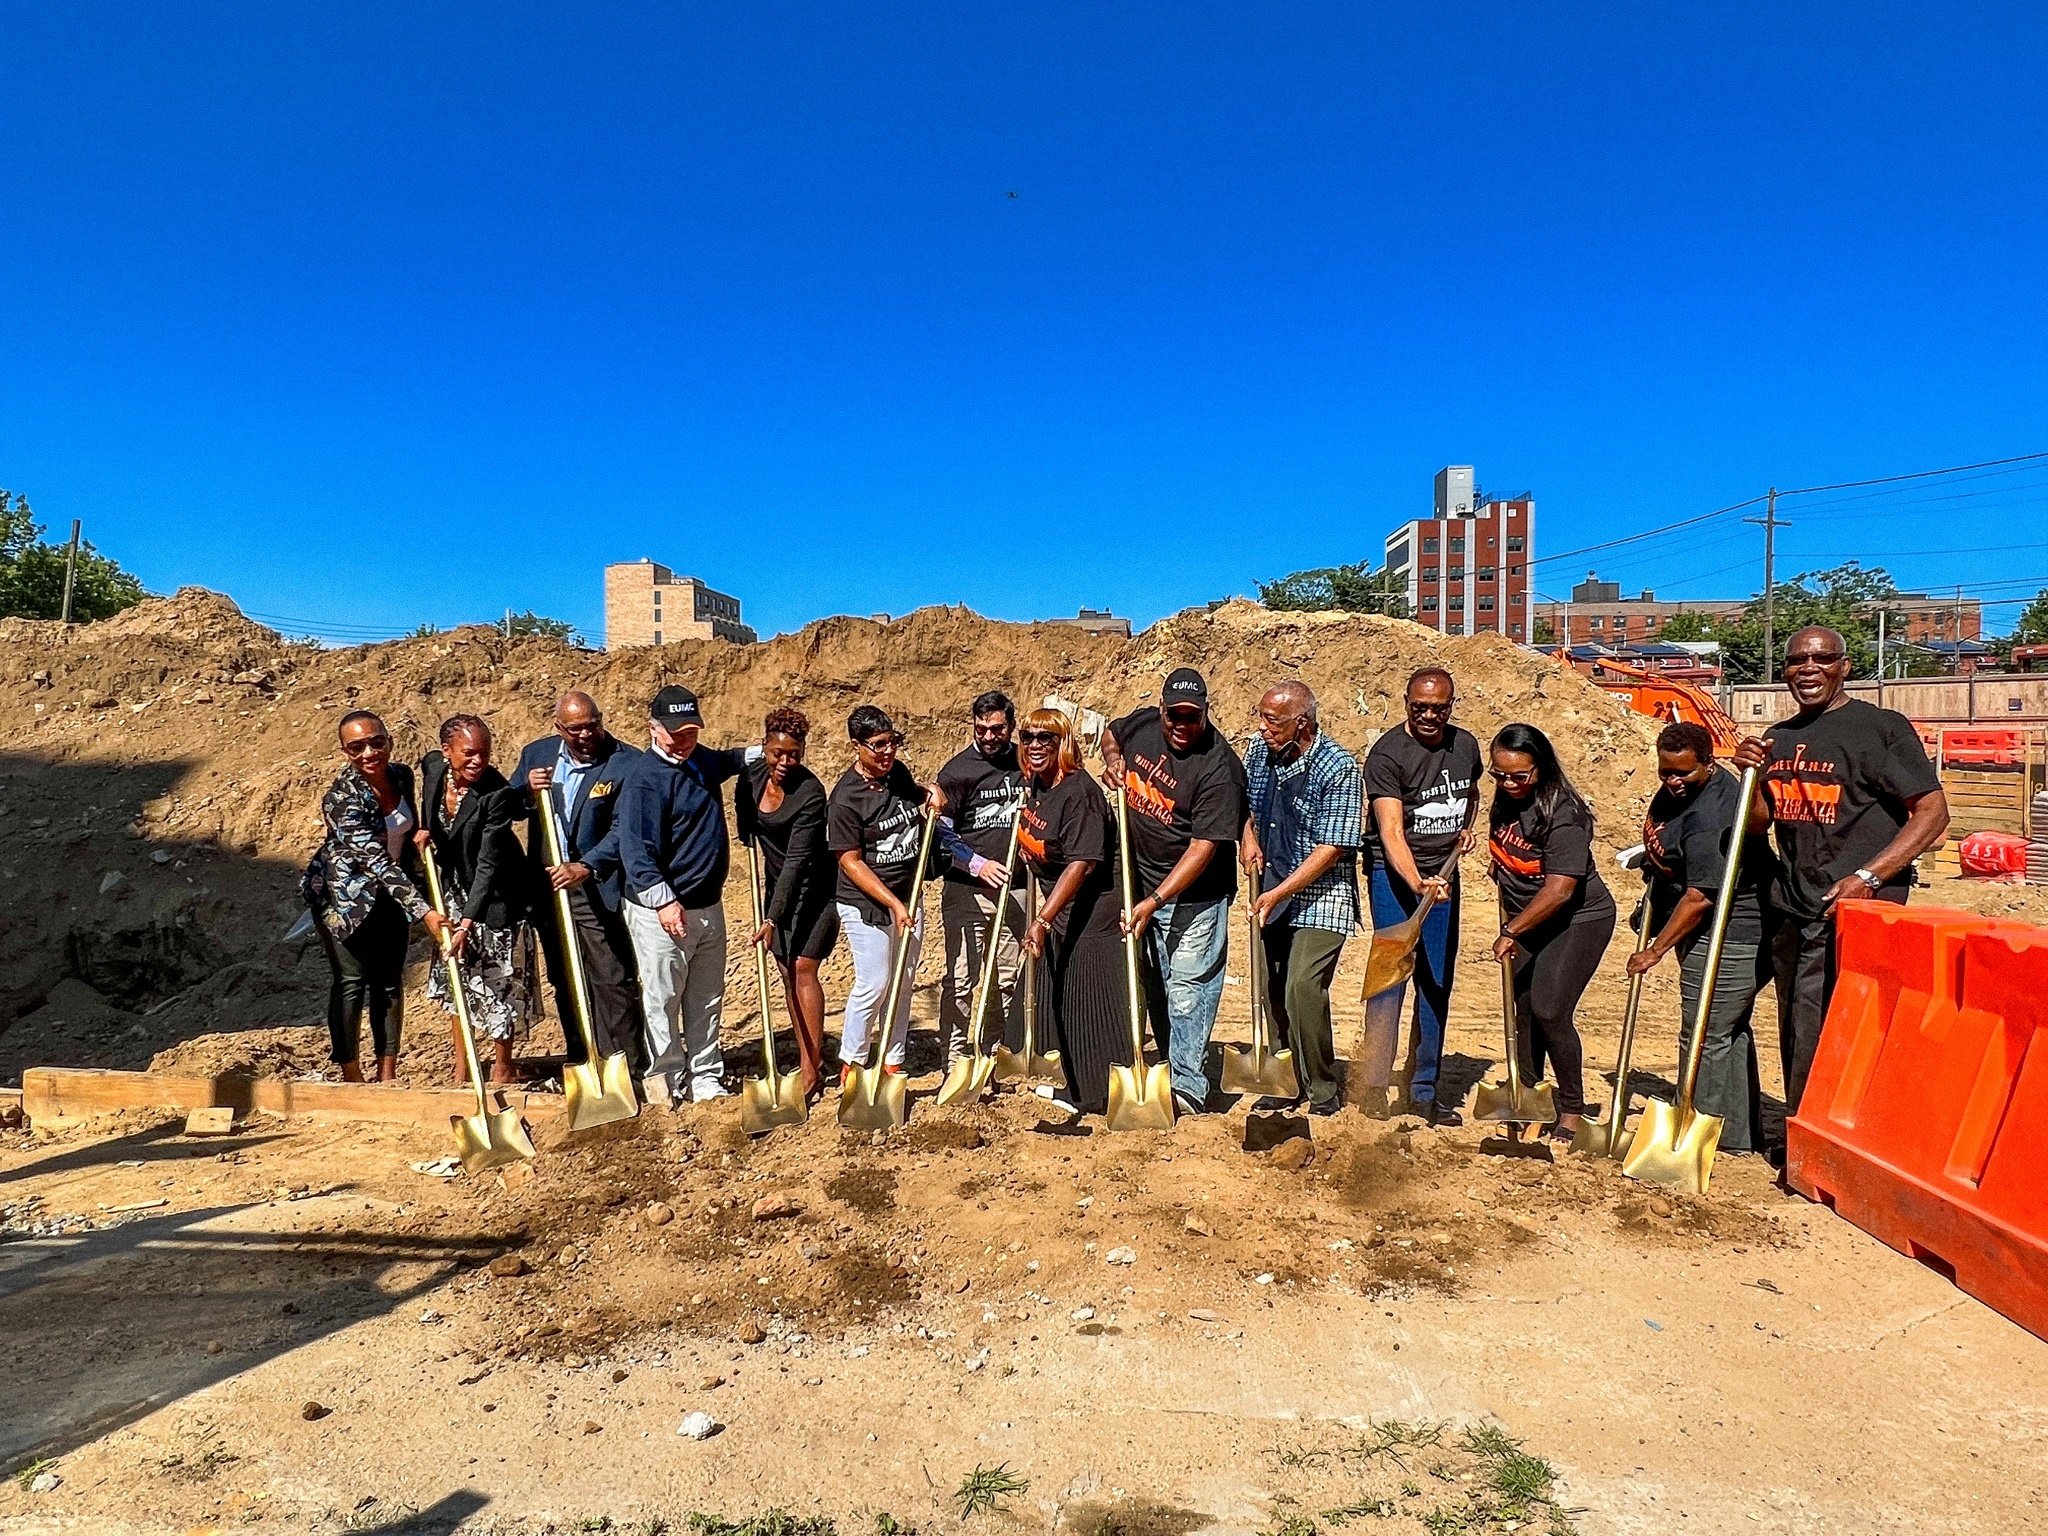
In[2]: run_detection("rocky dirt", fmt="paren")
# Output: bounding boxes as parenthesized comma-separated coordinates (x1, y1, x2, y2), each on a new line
(2, 592, 2044, 1534)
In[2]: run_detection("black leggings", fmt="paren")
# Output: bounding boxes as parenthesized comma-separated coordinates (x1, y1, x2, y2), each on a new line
(1512, 909, 1615, 1117)
(317, 894, 411, 1064)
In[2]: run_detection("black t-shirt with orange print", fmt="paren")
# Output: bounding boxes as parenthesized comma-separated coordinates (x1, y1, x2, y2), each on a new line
(1762, 699, 1939, 918)
(1020, 770, 1119, 940)
(1489, 797, 1616, 927)
(1106, 709, 1247, 904)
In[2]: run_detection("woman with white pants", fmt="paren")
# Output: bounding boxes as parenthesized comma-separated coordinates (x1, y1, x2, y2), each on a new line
(826, 705, 944, 1081)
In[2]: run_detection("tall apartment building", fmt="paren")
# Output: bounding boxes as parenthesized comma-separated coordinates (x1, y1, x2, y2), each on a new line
(1534, 571, 1982, 648)
(603, 560, 758, 649)
(1381, 466, 1533, 639)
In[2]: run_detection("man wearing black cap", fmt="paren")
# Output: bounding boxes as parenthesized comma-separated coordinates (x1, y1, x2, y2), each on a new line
(615, 685, 751, 1106)
(1100, 667, 1248, 1113)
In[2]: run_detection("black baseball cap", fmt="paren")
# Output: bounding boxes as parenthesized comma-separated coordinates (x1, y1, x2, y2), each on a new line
(650, 686, 703, 727)
(1162, 668, 1209, 711)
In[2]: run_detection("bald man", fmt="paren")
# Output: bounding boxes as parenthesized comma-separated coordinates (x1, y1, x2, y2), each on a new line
(511, 692, 647, 1070)
(1239, 681, 1364, 1114)
(1732, 626, 1948, 1129)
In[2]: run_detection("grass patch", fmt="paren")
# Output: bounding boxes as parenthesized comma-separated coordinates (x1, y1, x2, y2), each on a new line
(1320, 1496, 1394, 1523)
(955, 1464, 1030, 1519)
(689, 1514, 841, 1536)
(13, 1458, 56, 1492)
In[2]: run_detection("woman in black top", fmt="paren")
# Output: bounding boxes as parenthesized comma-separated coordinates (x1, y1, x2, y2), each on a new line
(1487, 723, 1617, 1140)
(419, 714, 533, 1085)
(1016, 707, 1126, 1115)
(302, 711, 450, 1081)
(738, 706, 839, 1101)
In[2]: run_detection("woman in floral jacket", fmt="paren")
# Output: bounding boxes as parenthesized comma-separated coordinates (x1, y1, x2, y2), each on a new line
(302, 711, 449, 1080)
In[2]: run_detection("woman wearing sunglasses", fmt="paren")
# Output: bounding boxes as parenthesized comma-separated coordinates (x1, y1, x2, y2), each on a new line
(1486, 723, 1616, 1140)
(1015, 707, 1122, 1115)
(301, 711, 450, 1081)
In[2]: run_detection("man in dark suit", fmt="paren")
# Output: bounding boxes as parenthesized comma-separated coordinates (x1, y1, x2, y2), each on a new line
(511, 691, 645, 1071)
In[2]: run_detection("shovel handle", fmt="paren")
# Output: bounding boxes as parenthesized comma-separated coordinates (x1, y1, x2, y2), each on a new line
(1497, 951, 1524, 1099)
(1021, 877, 1040, 1062)
(420, 844, 493, 1117)
(536, 790, 601, 1066)
(874, 801, 941, 1076)
(965, 806, 1025, 1061)
(1245, 899, 1270, 1063)
(1673, 763, 1761, 1117)
(1114, 786, 1147, 1066)
(1599, 897, 1657, 1147)
(744, 842, 784, 1097)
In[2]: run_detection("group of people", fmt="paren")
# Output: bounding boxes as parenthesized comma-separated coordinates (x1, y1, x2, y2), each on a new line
(301, 621, 1949, 1156)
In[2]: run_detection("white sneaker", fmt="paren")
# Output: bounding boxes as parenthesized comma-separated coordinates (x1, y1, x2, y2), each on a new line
(691, 1079, 730, 1102)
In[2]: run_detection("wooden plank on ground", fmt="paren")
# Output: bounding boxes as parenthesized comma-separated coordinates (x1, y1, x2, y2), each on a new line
(20, 1068, 565, 1129)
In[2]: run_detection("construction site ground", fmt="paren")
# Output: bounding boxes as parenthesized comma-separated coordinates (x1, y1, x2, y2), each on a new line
(2, 593, 2046, 1534)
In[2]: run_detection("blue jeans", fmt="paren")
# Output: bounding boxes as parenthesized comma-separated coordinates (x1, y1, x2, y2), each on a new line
(1138, 896, 1230, 1102)
(1363, 866, 1459, 1106)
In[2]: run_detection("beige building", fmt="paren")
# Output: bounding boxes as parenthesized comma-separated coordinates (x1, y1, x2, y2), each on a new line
(604, 560, 757, 649)
(1041, 606, 1133, 638)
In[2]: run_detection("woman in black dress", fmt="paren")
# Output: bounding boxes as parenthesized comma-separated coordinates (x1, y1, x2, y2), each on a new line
(739, 706, 839, 1101)
(1016, 707, 1126, 1116)
(1486, 722, 1617, 1141)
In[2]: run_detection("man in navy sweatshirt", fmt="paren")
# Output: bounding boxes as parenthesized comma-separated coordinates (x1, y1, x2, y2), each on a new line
(616, 685, 750, 1106)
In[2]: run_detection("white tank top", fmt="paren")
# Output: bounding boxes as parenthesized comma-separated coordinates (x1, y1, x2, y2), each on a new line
(384, 800, 416, 862)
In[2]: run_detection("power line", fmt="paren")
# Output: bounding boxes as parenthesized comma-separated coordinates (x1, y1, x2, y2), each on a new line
(1525, 494, 1764, 570)
(1777, 449, 2048, 499)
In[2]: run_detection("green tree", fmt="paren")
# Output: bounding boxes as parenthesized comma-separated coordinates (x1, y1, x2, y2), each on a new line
(0, 490, 148, 622)
(1706, 561, 1930, 683)
(1530, 616, 1558, 646)
(2010, 589, 2048, 647)
(504, 610, 583, 646)
(1258, 560, 1409, 619)
(1657, 610, 1716, 642)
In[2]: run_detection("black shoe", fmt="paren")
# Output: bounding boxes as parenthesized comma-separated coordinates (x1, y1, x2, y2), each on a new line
(1172, 1092, 1204, 1117)
(1307, 1097, 1340, 1118)
(1253, 1094, 1304, 1114)
(1421, 1100, 1463, 1128)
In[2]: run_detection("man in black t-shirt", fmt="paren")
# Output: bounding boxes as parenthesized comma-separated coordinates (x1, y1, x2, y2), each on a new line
(934, 690, 1026, 1069)
(1732, 626, 1949, 1124)
(1359, 667, 1483, 1123)
(1099, 667, 1248, 1112)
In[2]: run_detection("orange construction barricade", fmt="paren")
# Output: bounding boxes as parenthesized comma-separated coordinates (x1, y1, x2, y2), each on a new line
(1788, 903, 2048, 1341)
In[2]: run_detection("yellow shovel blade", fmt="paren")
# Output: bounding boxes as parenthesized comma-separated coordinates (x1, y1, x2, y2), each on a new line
(739, 1073, 808, 1136)
(1620, 1099, 1724, 1194)
(1360, 914, 1428, 999)
(836, 1067, 908, 1131)
(564, 1053, 641, 1134)
(1570, 1114, 1634, 1161)
(1105, 1063, 1177, 1132)
(1219, 1042, 1299, 1098)
(452, 1107, 536, 1175)
(935, 1055, 998, 1107)
(1471, 1078, 1556, 1125)
(991, 1046, 1062, 1083)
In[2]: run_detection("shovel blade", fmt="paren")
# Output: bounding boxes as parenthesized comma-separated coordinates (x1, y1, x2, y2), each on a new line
(1620, 1100, 1724, 1193)
(1360, 916, 1427, 999)
(740, 1074, 808, 1136)
(1219, 1043, 1300, 1098)
(1472, 1078, 1556, 1125)
(935, 1057, 987, 1108)
(452, 1107, 536, 1175)
(992, 1046, 1063, 1083)
(564, 1054, 641, 1134)
(1105, 1063, 1177, 1132)
(1570, 1113, 1634, 1161)
(836, 1068, 908, 1131)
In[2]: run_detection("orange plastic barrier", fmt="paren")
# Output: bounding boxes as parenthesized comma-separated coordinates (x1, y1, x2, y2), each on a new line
(1787, 903, 2048, 1340)
(1923, 727, 2028, 768)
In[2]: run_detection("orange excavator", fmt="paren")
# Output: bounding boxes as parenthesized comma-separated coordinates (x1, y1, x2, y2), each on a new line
(1568, 654, 1743, 754)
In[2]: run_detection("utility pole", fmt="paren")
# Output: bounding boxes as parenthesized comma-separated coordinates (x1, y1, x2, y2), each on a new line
(1876, 609, 1886, 709)
(1745, 489, 1788, 676)
(59, 520, 82, 624)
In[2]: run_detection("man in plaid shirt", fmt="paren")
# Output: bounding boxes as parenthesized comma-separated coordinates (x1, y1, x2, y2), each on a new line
(1240, 680, 1364, 1114)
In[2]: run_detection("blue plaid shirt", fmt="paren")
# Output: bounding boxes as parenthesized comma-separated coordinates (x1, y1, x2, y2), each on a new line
(1246, 732, 1364, 934)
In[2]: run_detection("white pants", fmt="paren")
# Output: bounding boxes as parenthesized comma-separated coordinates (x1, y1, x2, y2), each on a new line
(939, 881, 1025, 1064)
(838, 902, 922, 1070)
(623, 902, 727, 1099)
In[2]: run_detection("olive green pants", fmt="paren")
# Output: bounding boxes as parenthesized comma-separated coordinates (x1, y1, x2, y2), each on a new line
(1261, 922, 1348, 1108)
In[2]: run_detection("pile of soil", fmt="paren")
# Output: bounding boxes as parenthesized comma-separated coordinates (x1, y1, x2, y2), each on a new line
(0, 587, 1670, 1077)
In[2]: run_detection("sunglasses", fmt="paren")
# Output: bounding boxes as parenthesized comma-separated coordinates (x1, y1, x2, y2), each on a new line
(1407, 701, 1452, 716)
(1164, 708, 1205, 725)
(341, 734, 391, 755)
(1018, 729, 1060, 745)
(1786, 653, 1847, 670)
(1490, 768, 1537, 785)
(859, 733, 905, 750)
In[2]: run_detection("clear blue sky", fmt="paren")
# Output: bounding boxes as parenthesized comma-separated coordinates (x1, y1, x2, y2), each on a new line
(5, 4, 2046, 642)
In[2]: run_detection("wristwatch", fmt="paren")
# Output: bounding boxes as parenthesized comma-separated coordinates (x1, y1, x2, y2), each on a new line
(1853, 868, 1883, 892)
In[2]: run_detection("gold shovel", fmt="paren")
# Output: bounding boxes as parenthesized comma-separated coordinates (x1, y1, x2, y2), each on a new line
(420, 846, 537, 1174)
(1220, 903, 1298, 1097)
(1471, 951, 1556, 1127)
(1572, 898, 1655, 1159)
(536, 789, 638, 1133)
(1621, 764, 1759, 1195)
(739, 842, 806, 1135)
(993, 879, 1062, 1082)
(1106, 786, 1175, 1132)
(839, 802, 941, 1132)
(937, 807, 1023, 1107)
(1360, 888, 1439, 1001)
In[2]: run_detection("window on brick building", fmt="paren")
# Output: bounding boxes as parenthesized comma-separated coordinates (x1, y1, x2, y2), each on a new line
(1421, 596, 1438, 612)
(1423, 537, 1438, 553)
(1506, 536, 1525, 552)
(1450, 537, 1466, 553)
(1478, 566, 1495, 580)
(1478, 596, 1496, 611)
(1422, 567, 1438, 583)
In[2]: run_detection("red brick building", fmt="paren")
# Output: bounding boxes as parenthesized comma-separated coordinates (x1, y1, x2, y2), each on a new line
(1382, 466, 1533, 639)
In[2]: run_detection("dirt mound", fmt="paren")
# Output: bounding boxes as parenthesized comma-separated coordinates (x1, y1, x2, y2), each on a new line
(0, 586, 1659, 1065)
